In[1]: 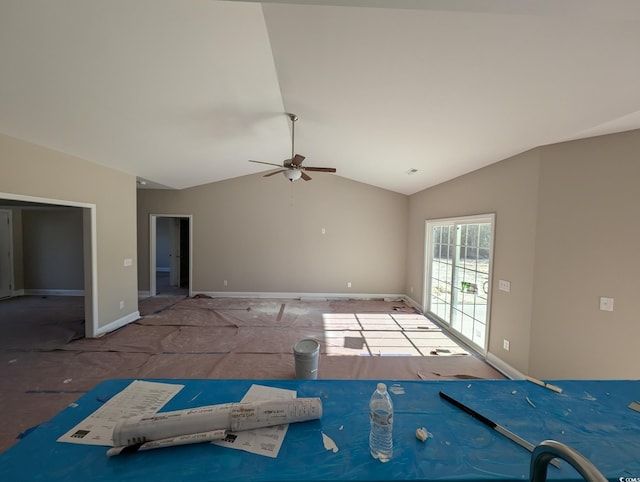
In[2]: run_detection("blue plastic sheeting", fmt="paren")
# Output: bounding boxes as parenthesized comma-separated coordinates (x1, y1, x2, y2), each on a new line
(0, 378, 638, 481)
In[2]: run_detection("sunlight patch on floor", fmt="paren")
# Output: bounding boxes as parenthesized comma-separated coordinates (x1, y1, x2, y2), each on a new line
(322, 312, 468, 357)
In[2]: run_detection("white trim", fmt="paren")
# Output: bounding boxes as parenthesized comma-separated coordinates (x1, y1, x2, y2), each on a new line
(402, 294, 422, 311)
(192, 291, 406, 301)
(143, 291, 411, 302)
(423, 213, 496, 355)
(0, 192, 95, 209)
(84, 205, 99, 337)
(0, 191, 98, 336)
(11, 289, 25, 297)
(24, 289, 85, 296)
(485, 351, 526, 380)
(95, 310, 140, 337)
(149, 215, 157, 296)
(0, 209, 14, 299)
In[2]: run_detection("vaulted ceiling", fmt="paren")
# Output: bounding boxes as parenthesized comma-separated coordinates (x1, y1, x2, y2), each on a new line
(2, 0, 640, 195)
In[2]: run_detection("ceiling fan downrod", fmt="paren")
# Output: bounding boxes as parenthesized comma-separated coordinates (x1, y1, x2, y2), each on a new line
(288, 113, 298, 162)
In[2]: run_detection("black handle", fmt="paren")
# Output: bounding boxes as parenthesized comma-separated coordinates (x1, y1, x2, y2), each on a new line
(439, 391, 497, 429)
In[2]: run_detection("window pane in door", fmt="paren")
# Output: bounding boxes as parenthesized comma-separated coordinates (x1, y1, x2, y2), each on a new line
(425, 216, 494, 353)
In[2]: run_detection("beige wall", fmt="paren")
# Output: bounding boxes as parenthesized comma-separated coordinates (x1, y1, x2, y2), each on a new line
(21, 208, 84, 291)
(138, 172, 408, 295)
(0, 133, 138, 331)
(407, 129, 640, 379)
(407, 149, 541, 373)
(530, 131, 640, 379)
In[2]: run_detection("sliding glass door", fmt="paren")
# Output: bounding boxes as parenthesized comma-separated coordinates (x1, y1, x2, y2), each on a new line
(424, 214, 494, 352)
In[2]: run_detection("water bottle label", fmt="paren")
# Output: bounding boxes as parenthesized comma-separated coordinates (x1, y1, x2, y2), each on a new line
(371, 411, 392, 425)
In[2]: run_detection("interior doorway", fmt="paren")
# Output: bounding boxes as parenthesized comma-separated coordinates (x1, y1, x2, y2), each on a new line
(0, 192, 97, 337)
(149, 214, 192, 297)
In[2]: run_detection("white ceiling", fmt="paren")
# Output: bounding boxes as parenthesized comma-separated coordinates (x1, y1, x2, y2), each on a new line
(2, 0, 640, 195)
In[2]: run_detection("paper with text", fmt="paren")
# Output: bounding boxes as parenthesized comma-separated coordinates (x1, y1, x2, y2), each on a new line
(212, 384, 296, 458)
(57, 380, 184, 446)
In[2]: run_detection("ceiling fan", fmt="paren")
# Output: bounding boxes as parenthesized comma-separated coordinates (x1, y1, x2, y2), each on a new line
(249, 113, 337, 182)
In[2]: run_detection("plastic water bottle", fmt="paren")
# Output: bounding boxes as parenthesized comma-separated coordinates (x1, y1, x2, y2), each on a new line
(369, 382, 393, 462)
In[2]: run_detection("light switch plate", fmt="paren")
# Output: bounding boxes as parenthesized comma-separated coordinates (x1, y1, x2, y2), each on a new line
(599, 297, 614, 312)
(498, 280, 511, 292)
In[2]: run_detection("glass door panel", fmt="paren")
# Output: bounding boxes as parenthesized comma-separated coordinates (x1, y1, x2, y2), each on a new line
(425, 216, 494, 352)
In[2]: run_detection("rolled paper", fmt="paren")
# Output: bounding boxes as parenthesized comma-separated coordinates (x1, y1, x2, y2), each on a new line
(112, 398, 322, 448)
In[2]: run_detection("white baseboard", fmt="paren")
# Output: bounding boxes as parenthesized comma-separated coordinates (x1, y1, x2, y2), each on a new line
(24, 289, 85, 297)
(11, 289, 25, 297)
(95, 311, 140, 337)
(402, 295, 423, 312)
(485, 352, 526, 380)
(191, 291, 406, 301)
(138, 291, 151, 298)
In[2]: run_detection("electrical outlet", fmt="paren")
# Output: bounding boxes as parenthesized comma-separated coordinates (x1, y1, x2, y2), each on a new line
(119, 301, 125, 309)
(223, 280, 228, 287)
(321, 227, 326, 235)
(503, 339, 510, 351)
(123, 258, 133, 267)
(498, 280, 511, 292)
(347, 282, 352, 288)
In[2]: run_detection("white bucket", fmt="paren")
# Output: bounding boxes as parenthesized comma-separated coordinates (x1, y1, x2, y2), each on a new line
(293, 339, 320, 379)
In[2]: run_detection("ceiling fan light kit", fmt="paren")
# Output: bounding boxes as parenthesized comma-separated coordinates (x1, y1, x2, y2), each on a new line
(249, 113, 337, 183)
(283, 169, 302, 181)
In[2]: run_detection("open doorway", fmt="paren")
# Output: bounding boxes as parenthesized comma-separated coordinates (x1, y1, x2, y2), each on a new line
(0, 192, 97, 338)
(149, 214, 192, 297)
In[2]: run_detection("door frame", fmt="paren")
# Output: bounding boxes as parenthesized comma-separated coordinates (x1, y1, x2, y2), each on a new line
(0, 192, 98, 337)
(149, 214, 192, 296)
(0, 209, 14, 299)
(422, 213, 495, 354)
(168, 218, 181, 287)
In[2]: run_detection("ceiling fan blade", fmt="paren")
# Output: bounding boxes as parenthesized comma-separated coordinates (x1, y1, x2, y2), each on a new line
(264, 169, 287, 177)
(303, 167, 337, 173)
(291, 154, 305, 166)
(249, 160, 283, 168)
(301, 171, 312, 181)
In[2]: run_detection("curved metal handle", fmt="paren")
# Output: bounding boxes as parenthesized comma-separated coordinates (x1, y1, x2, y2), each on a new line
(530, 440, 607, 482)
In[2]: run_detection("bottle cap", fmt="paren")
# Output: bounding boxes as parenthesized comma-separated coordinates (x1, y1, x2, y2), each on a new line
(377, 383, 386, 392)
